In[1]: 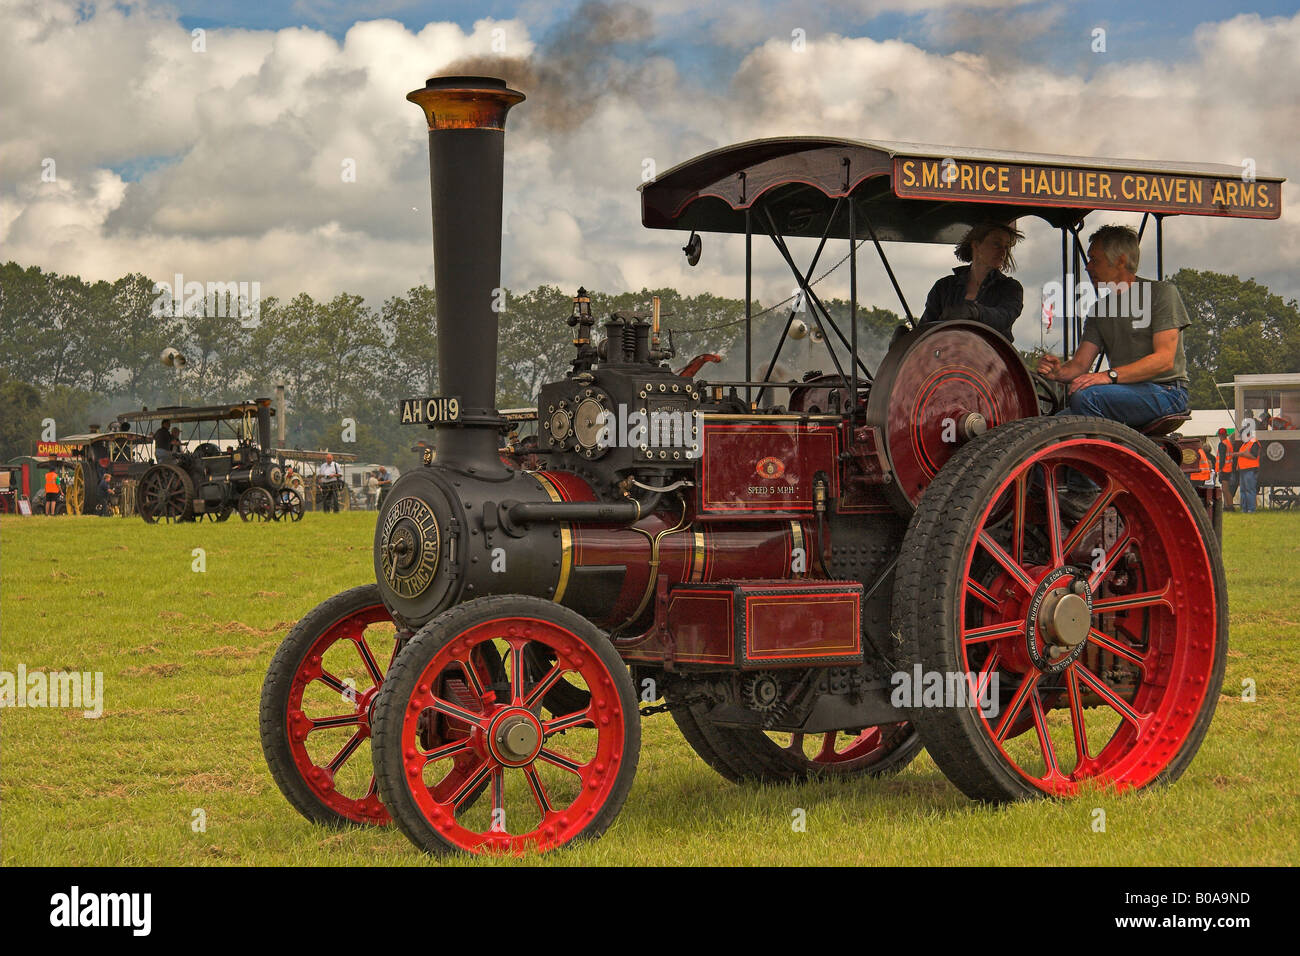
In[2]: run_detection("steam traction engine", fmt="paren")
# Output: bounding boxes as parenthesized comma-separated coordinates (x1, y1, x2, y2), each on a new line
(122, 400, 286, 523)
(260, 76, 1230, 855)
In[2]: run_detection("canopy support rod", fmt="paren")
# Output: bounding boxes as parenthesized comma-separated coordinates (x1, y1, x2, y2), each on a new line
(762, 207, 873, 389)
(1137, 212, 1150, 240)
(856, 203, 915, 327)
(755, 203, 848, 406)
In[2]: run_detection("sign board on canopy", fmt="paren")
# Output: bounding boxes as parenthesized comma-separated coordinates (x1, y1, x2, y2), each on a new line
(893, 158, 1279, 219)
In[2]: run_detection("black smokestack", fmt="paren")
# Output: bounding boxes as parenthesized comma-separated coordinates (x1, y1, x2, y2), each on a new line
(407, 75, 525, 472)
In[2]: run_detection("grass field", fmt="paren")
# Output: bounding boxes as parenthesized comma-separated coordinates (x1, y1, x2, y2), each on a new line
(2, 509, 1298, 867)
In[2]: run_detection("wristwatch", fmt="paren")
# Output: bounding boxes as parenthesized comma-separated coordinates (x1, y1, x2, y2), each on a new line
(1107, 369, 1119, 383)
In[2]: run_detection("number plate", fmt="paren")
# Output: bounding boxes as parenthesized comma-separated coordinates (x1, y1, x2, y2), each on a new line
(400, 396, 461, 425)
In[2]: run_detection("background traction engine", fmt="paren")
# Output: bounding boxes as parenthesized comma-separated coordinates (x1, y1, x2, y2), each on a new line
(136, 400, 284, 523)
(260, 75, 1228, 854)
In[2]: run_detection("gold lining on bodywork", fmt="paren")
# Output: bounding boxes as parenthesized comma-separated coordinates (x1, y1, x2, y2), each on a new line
(789, 521, 805, 576)
(531, 472, 572, 604)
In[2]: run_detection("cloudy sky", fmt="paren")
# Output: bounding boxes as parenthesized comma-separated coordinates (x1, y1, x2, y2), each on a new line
(2, 0, 1297, 352)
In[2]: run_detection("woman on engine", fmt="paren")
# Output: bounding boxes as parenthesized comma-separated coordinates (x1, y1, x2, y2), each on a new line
(918, 221, 1024, 341)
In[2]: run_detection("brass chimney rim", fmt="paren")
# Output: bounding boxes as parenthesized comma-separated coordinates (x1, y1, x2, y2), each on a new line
(407, 75, 525, 132)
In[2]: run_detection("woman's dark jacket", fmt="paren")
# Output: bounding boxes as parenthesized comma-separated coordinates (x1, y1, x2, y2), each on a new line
(918, 266, 1023, 341)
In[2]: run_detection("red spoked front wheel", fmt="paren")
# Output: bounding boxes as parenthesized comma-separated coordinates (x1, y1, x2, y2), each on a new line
(896, 416, 1227, 801)
(371, 595, 640, 855)
(260, 585, 403, 826)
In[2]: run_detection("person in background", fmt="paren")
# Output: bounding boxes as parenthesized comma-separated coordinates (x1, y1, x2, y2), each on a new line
(366, 471, 380, 510)
(97, 472, 114, 516)
(1216, 427, 1237, 511)
(1235, 426, 1262, 514)
(170, 426, 182, 456)
(318, 453, 343, 513)
(1189, 438, 1215, 488)
(154, 419, 173, 461)
(43, 465, 60, 515)
(376, 466, 393, 509)
(918, 221, 1025, 342)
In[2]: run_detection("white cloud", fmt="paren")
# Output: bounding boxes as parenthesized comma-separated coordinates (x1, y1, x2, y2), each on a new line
(0, 0, 1296, 363)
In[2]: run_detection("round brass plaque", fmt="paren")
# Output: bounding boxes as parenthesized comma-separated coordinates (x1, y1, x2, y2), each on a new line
(380, 496, 441, 598)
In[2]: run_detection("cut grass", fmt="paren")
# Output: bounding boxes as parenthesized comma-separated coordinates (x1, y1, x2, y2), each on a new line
(1, 510, 1297, 866)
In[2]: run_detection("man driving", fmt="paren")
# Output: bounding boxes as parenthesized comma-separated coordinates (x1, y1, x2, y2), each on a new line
(1036, 224, 1190, 427)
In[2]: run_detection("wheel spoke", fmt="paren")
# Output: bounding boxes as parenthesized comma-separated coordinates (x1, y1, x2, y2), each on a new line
(453, 657, 485, 701)
(1092, 583, 1173, 615)
(543, 707, 593, 736)
(967, 579, 1001, 611)
(1041, 464, 1065, 564)
(816, 733, 838, 761)
(354, 636, 384, 686)
(1072, 661, 1148, 729)
(1029, 689, 1063, 781)
(446, 760, 492, 811)
(524, 662, 568, 709)
(978, 532, 1037, 594)
(1060, 479, 1122, 559)
(422, 739, 471, 765)
(993, 671, 1040, 741)
(1011, 474, 1027, 565)
(309, 712, 363, 730)
(326, 728, 366, 772)
(536, 748, 585, 776)
(524, 766, 553, 814)
(510, 643, 525, 705)
(1087, 627, 1148, 672)
(975, 648, 1001, 701)
(315, 669, 351, 696)
(1065, 666, 1090, 767)
(963, 620, 1023, 645)
(1087, 533, 1134, 591)
(430, 696, 487, 729)
(489, 769, 506, 832)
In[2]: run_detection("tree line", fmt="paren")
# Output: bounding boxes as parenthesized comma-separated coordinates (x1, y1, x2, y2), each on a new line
(1, 259, 1296, 465)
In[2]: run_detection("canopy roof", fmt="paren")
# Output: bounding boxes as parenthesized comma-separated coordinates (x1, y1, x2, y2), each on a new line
(115, 401, 275, 426)
(59, 432, 152, 445)
(274, 447, 359, 463)
(640, 137, 1285, 243)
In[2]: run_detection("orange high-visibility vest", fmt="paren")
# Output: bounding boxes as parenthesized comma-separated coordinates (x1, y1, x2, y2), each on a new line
(44, 470, 60, 494)
(1218, 437, 1235, 473)
(1238, 439, 1261, 470)
(1190, 448, 1213, 481)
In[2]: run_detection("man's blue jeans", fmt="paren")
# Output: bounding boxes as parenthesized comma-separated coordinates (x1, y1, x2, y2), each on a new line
(1239, 467, 1259, 513)
(1060, 382, 1188, 429)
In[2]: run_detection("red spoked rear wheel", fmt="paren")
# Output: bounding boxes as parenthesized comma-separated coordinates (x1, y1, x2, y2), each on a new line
(260, 585, 403, 826)
(772, 724, 919, 772)
(896, 416, 1227, 801)
(371, 595, 640, 855)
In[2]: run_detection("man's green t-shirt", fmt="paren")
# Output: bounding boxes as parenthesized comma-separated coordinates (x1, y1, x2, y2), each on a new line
(1080, 278, 1189, 385)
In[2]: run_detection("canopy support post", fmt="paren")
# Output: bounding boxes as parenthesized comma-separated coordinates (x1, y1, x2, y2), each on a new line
(1069, 223, 1088, 356)
(1060, 228, 1070, 357)
(745, 207, 752, 408)
(1156, 214, 1165, 280)
(849, 198, 859, 417)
